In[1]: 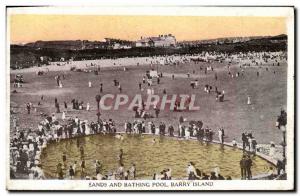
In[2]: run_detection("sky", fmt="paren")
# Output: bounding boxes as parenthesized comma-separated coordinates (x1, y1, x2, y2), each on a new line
(9, 15, 287, 44)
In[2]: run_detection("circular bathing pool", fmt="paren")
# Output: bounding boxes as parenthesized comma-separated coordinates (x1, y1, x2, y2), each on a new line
(40, 134, 274, 179)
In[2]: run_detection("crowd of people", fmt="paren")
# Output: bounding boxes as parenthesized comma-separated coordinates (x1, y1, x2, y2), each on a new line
(10, 105, 262, 181)
(11, 104, 282, 180)
(10, 51, 287, 180)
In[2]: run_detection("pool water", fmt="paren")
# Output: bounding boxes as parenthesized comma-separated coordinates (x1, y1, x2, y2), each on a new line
(40, 134, 273, 179)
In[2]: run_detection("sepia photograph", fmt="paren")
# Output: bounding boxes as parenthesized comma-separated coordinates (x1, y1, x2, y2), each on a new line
(6, 6, 295, 191)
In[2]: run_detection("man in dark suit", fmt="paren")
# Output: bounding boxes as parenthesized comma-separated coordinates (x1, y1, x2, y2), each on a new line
(240, 155, 247, 180)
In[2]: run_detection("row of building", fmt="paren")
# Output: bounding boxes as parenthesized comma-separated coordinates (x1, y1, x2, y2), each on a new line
(25, 34, 177, 50)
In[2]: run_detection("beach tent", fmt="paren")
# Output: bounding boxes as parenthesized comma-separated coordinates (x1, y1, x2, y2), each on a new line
(149, 70, 159, 78)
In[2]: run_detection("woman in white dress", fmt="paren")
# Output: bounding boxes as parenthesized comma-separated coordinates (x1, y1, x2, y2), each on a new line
(247, 96, 251, 105)
(85, 120, 90, 135)
(59, 81, 63, 88)
(147, 122, 152, 134)
(185, 127, 190, 139)
(213, 164, 220, 177)
(218, 129, 223, 143)
(155, 126, 160, 135)
(62, 111, 66, 121)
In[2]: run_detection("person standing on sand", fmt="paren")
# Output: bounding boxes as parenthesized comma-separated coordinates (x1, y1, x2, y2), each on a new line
(218, 128, 224, 144)
(55, 75, 61, 87)
(247, 96, 251, 105)
(26, 103, 31, 114)
(55, 102, 60, 113)
(100, 83, 103, 93)
(62, 111, 66, 121)
(221, 127, 225, 144)
(86, 103, 90, 111)
(118, 84, 122, 93)
(88, 81, 92, 88)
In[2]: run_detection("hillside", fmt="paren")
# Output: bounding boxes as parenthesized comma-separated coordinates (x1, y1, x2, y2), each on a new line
(10, 35, 287, 70)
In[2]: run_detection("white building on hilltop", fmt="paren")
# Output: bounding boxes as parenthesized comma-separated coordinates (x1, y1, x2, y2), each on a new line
(136, 34, 176, 48)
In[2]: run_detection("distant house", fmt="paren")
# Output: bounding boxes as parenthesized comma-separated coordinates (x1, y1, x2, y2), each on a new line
(112, 43, 132, 49)
(135, 38, 154, 47)
(136, 34, 176, 48)
(104, 38, 133, 49)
